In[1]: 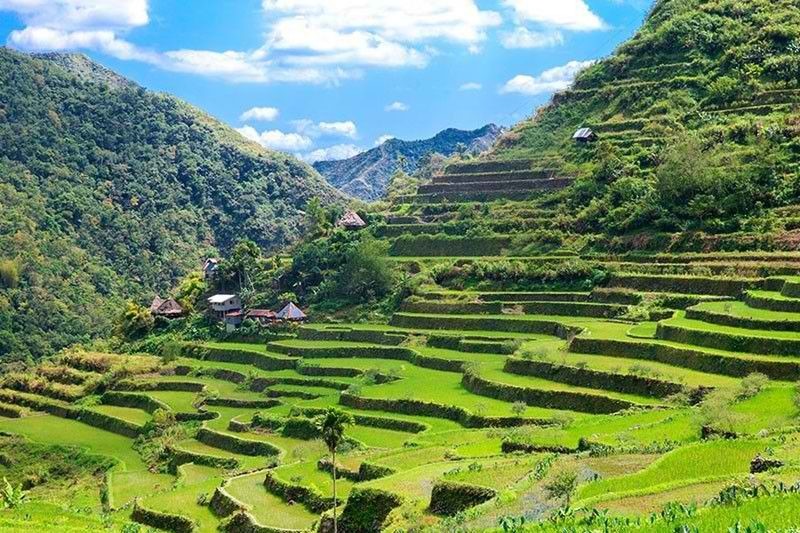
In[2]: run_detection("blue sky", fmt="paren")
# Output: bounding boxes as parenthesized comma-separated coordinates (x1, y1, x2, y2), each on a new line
(0, 0, 652, 162)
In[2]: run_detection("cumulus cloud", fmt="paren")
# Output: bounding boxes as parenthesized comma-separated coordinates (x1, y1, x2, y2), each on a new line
(501, 27, 564, 49)
(459, 82, 482, 91)
(302, 144, 363, 163)
(240, 107, 280, 122)
(375, 134, 396, 146)
(0, 0, 149, 31)
(502, 0, 605, 31)
(385, 101, 409, 112)
(500, 59, 595, 95)
(262, 0, 502, 44)
(293, 119, 358, 139)
(236, 125, 313, 151)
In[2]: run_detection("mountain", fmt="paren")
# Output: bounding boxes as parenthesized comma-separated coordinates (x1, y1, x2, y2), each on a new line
(0, 48, 340, 360)
(314, 124, 504, 200)
(484, 0, 800, 236)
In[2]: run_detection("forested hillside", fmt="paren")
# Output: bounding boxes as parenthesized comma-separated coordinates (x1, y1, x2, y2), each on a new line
(314, 124, 503, 200)
(0, 48, 341, 360)
(490, 0, 800, 236)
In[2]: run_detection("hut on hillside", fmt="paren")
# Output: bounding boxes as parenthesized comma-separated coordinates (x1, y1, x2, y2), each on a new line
(149, 296, 184, 318)
(573, 128, 597, 143)
(202, 258, 221, 281)
(246, 309, 277, 325)
(337, 210, 366, 230)
(207, 294, 241, 320)
(276, 302, 307, 322)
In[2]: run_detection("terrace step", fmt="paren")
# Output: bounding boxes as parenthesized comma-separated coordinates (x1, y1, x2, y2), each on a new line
(686, 301, 800, 332)
(444, 160, 534, 174)
(420, 291, 591, 303)
(389, 312, 576, 337)
(606, 273, 764, 296)
(568, 336, 800, 381)
(432, 169, 556, 184)
(399, 182, 573, 203)
(401, 300, 628, 319)
(656, 314, 800, 357)
(418, 177, 574, 195)
(745, 290, 800, 313)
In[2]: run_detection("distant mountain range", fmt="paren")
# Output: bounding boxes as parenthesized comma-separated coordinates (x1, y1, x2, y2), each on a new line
(314, 124, 504, 200)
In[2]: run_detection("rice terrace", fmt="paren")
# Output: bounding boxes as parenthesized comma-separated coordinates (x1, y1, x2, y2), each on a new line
(2, 0, 800, 532)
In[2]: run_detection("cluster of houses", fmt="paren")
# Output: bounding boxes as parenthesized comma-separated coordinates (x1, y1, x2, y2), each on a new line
(206, 294, 307, 331)
(150, 291, 307, 331)
(148, 209, 366, 327)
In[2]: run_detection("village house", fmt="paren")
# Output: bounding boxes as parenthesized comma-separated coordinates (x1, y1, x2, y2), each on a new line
(276, 302, 307, 322)
(149, 296, 184, 318)
(572, 127, 597, 143)
(246, 309, 277, 325)
(207, 294, 241, 320)
(202, 258, 220, 281)
(336, 210, 366, 230)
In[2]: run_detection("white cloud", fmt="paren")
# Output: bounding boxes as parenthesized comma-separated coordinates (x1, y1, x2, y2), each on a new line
(500, 59, 595, 95)
(502, 0, 605, 31)
(262, 0, 501, 44)
(293, 119, 358, 139)
(501, 27, 564, 49)
(375, 134, 396, 146)
(236, 125, 313, 151)
(240, 107, 280, 122)
(0, 0, 149, 31)
(385, 101, 409, 112)
(0, 0, 505, 84)
(268, 18, 427, 68)
(459, 82, 482, 91)
(302, 144, 363, 163)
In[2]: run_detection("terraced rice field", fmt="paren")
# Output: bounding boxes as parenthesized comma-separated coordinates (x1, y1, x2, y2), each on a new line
(2, 238, 800, 531)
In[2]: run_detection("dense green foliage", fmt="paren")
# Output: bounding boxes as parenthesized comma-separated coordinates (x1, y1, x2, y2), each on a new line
(493, 0, 800, 235)
(0, 48, 339, 360)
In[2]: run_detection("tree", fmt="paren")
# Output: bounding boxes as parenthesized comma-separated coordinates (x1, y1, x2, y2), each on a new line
(316, 408, 354, 533)
(544, 468, 578, 507)
(0, 260, 19, 289)
(327, 237, 393, 303)
(174, 271, 207, 312)
(306, 197, 332, 238)
(223, 239, 261, 291)
(117, 301, 154, 339)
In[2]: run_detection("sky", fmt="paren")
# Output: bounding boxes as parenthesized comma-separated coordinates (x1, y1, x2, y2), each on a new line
(0, 0, 653, 163)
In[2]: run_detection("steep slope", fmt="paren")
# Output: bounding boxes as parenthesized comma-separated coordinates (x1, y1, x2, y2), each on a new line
(314, 124, 503, 200)
(0, 48, 341, 359)
(483, 0, 800, 236)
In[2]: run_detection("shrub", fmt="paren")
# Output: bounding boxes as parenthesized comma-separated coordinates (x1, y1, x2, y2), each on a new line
(737, 373, 769, 399)
(543, 468, 578, 507)
(429, 480, 497, 516)
(339, 487, 404, 531)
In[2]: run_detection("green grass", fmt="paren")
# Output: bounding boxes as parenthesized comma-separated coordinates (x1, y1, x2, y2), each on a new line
(143, 464, 222, 533)
(89, 404, 150, 426)
(694, 300, 800, 321)
(0, 414, 172, 508)
(225, 471, 319, 529)
(272, 460, 355, 499)
(575, 439, 768, 505)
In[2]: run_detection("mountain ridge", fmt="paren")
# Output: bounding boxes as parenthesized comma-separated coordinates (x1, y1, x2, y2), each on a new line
(314, 123, 504, 200)
(0, 48, 341, 359)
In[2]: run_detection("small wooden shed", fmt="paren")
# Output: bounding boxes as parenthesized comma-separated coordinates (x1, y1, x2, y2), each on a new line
(337, 210, 366, 230)
(573, 127, 597, 143)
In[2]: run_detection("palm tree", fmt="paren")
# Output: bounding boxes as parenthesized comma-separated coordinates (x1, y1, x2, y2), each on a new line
(316, 408, 354, 533)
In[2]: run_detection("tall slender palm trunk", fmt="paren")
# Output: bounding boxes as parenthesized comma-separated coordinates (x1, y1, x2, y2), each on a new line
(332, 448, 338, 533)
